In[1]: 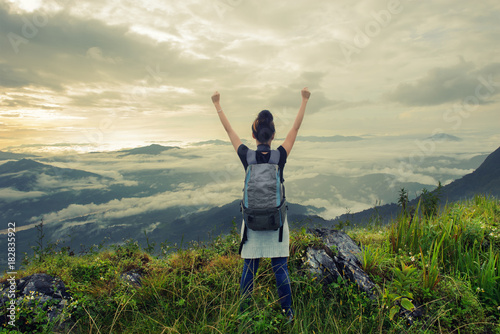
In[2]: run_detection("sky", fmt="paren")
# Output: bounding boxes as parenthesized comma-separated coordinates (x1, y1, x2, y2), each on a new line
(0, 0, 500, 153)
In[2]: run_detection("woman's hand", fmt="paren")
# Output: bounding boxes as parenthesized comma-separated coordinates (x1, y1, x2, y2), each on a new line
(282, 87, 310, 156)
(212, 90, 242, 151)
(211, 91, 220, 104)
(301, 87, 311, 100)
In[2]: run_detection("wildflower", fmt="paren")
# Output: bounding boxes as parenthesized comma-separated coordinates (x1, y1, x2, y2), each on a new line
(411, 256, 416, 262)
(100, 276, 104, 280)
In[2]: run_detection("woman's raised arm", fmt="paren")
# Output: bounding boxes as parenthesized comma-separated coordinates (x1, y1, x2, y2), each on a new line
(212, 91, 243, 152)
(281, 87, 311, 156)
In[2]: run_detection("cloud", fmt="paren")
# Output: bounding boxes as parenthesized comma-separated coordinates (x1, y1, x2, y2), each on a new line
(36, 173, 107, 191)
(0, 187, 46, 202)
(1, 0, 499, 159)
(320, 193, 376, 220)
(85, 46, 121, 63)
(266, 72, 340, 114)
(386, 59, 500, 106)
(0, 2, 213, 106)
(31, 180, 242, 224)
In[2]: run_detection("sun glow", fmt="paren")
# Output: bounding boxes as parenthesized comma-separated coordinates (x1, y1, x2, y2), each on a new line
(7, 0, 43, 12)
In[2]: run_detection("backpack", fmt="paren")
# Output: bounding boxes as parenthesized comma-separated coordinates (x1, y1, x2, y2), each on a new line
(239, 148, 287, 254)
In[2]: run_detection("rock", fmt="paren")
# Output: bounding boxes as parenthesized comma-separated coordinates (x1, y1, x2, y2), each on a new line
(304, 229, 377, 299)
(311, 228, 362, 265)
(120, 270, 143, 287)
(0, 273, 72, 328)
(16, 273, 71, 302)
(305, 247, 342, 285)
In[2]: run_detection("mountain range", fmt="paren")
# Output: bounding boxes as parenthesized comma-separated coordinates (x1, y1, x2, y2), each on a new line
(333, 145, 500, 225)
(439, 145, 500, 202)
(0, 143, 497, 270)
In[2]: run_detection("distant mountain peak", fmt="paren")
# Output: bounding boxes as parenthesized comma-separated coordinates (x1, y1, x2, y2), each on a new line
(119, 144, 180, 156)
(426, 133, 462, 141)
(191, 140, 231, 146)
(297, 135, 364, 142)
(0, 151, 37, 161)
(0, 158, 104, 178)
(0, 158, 46, 172)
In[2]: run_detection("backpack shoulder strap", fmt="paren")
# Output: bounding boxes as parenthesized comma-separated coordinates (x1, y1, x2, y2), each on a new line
(268, 150, 280, 165)
(246, 149, 257, 165)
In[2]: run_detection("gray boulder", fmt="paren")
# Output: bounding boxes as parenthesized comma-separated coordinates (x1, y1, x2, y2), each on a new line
(304, 229, 377, 298)
(120, 270, 143, 287)
(1, 273, 72, 327)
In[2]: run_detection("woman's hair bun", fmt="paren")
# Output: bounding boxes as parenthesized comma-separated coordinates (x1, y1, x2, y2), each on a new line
(258, 110, 273, 123)
(252, 110, 275, 143)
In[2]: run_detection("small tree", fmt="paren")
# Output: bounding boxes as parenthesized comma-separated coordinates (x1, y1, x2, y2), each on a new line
(420, 182, 442, 218)
(397, 188, 409, 214)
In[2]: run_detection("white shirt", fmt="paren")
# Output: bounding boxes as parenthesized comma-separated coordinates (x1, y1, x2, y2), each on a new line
(240, 216, 289, 259)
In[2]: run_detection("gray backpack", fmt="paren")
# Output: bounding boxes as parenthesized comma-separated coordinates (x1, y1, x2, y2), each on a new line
(239, 148, 287, 254)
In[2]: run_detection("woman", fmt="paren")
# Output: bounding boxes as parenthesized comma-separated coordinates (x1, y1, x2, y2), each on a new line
(211, 87, 311, 320)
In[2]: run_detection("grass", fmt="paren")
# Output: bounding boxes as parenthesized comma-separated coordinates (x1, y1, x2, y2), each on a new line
(1, 195, 500, 333)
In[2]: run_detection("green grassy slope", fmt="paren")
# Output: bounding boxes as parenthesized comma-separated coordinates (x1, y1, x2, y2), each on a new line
(2, 195, 500, 333)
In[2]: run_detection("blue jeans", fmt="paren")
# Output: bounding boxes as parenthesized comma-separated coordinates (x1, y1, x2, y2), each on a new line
(240, 257, 293, 315)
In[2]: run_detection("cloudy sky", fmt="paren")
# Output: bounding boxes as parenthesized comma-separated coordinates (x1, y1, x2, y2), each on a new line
(1, 0, 499, 153)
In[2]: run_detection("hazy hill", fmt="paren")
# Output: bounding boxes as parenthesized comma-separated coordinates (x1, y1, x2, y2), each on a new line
(119, 144, 180, 156)
(332, 145, 500, 225)
(0, 159, 108, 192)
(0, 159, 125, 230)
(191, 139, 232, 146)
(297, 135, 364, 142)
(0, 151, 37, 160)
(439, 145, 500, 202)
(426, 133, 462, 141)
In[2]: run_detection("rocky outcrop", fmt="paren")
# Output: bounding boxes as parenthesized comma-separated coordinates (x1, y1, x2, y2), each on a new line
(303, 229, 377, 299)
(0, 270, 144, 331)
(0, 273, 72, 329)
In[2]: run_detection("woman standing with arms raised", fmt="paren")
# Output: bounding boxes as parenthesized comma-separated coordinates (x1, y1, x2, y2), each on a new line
(211, 87, 311, 321)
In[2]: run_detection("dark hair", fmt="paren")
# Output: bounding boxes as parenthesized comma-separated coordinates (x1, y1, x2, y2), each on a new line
(252, 110, 275, 143)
